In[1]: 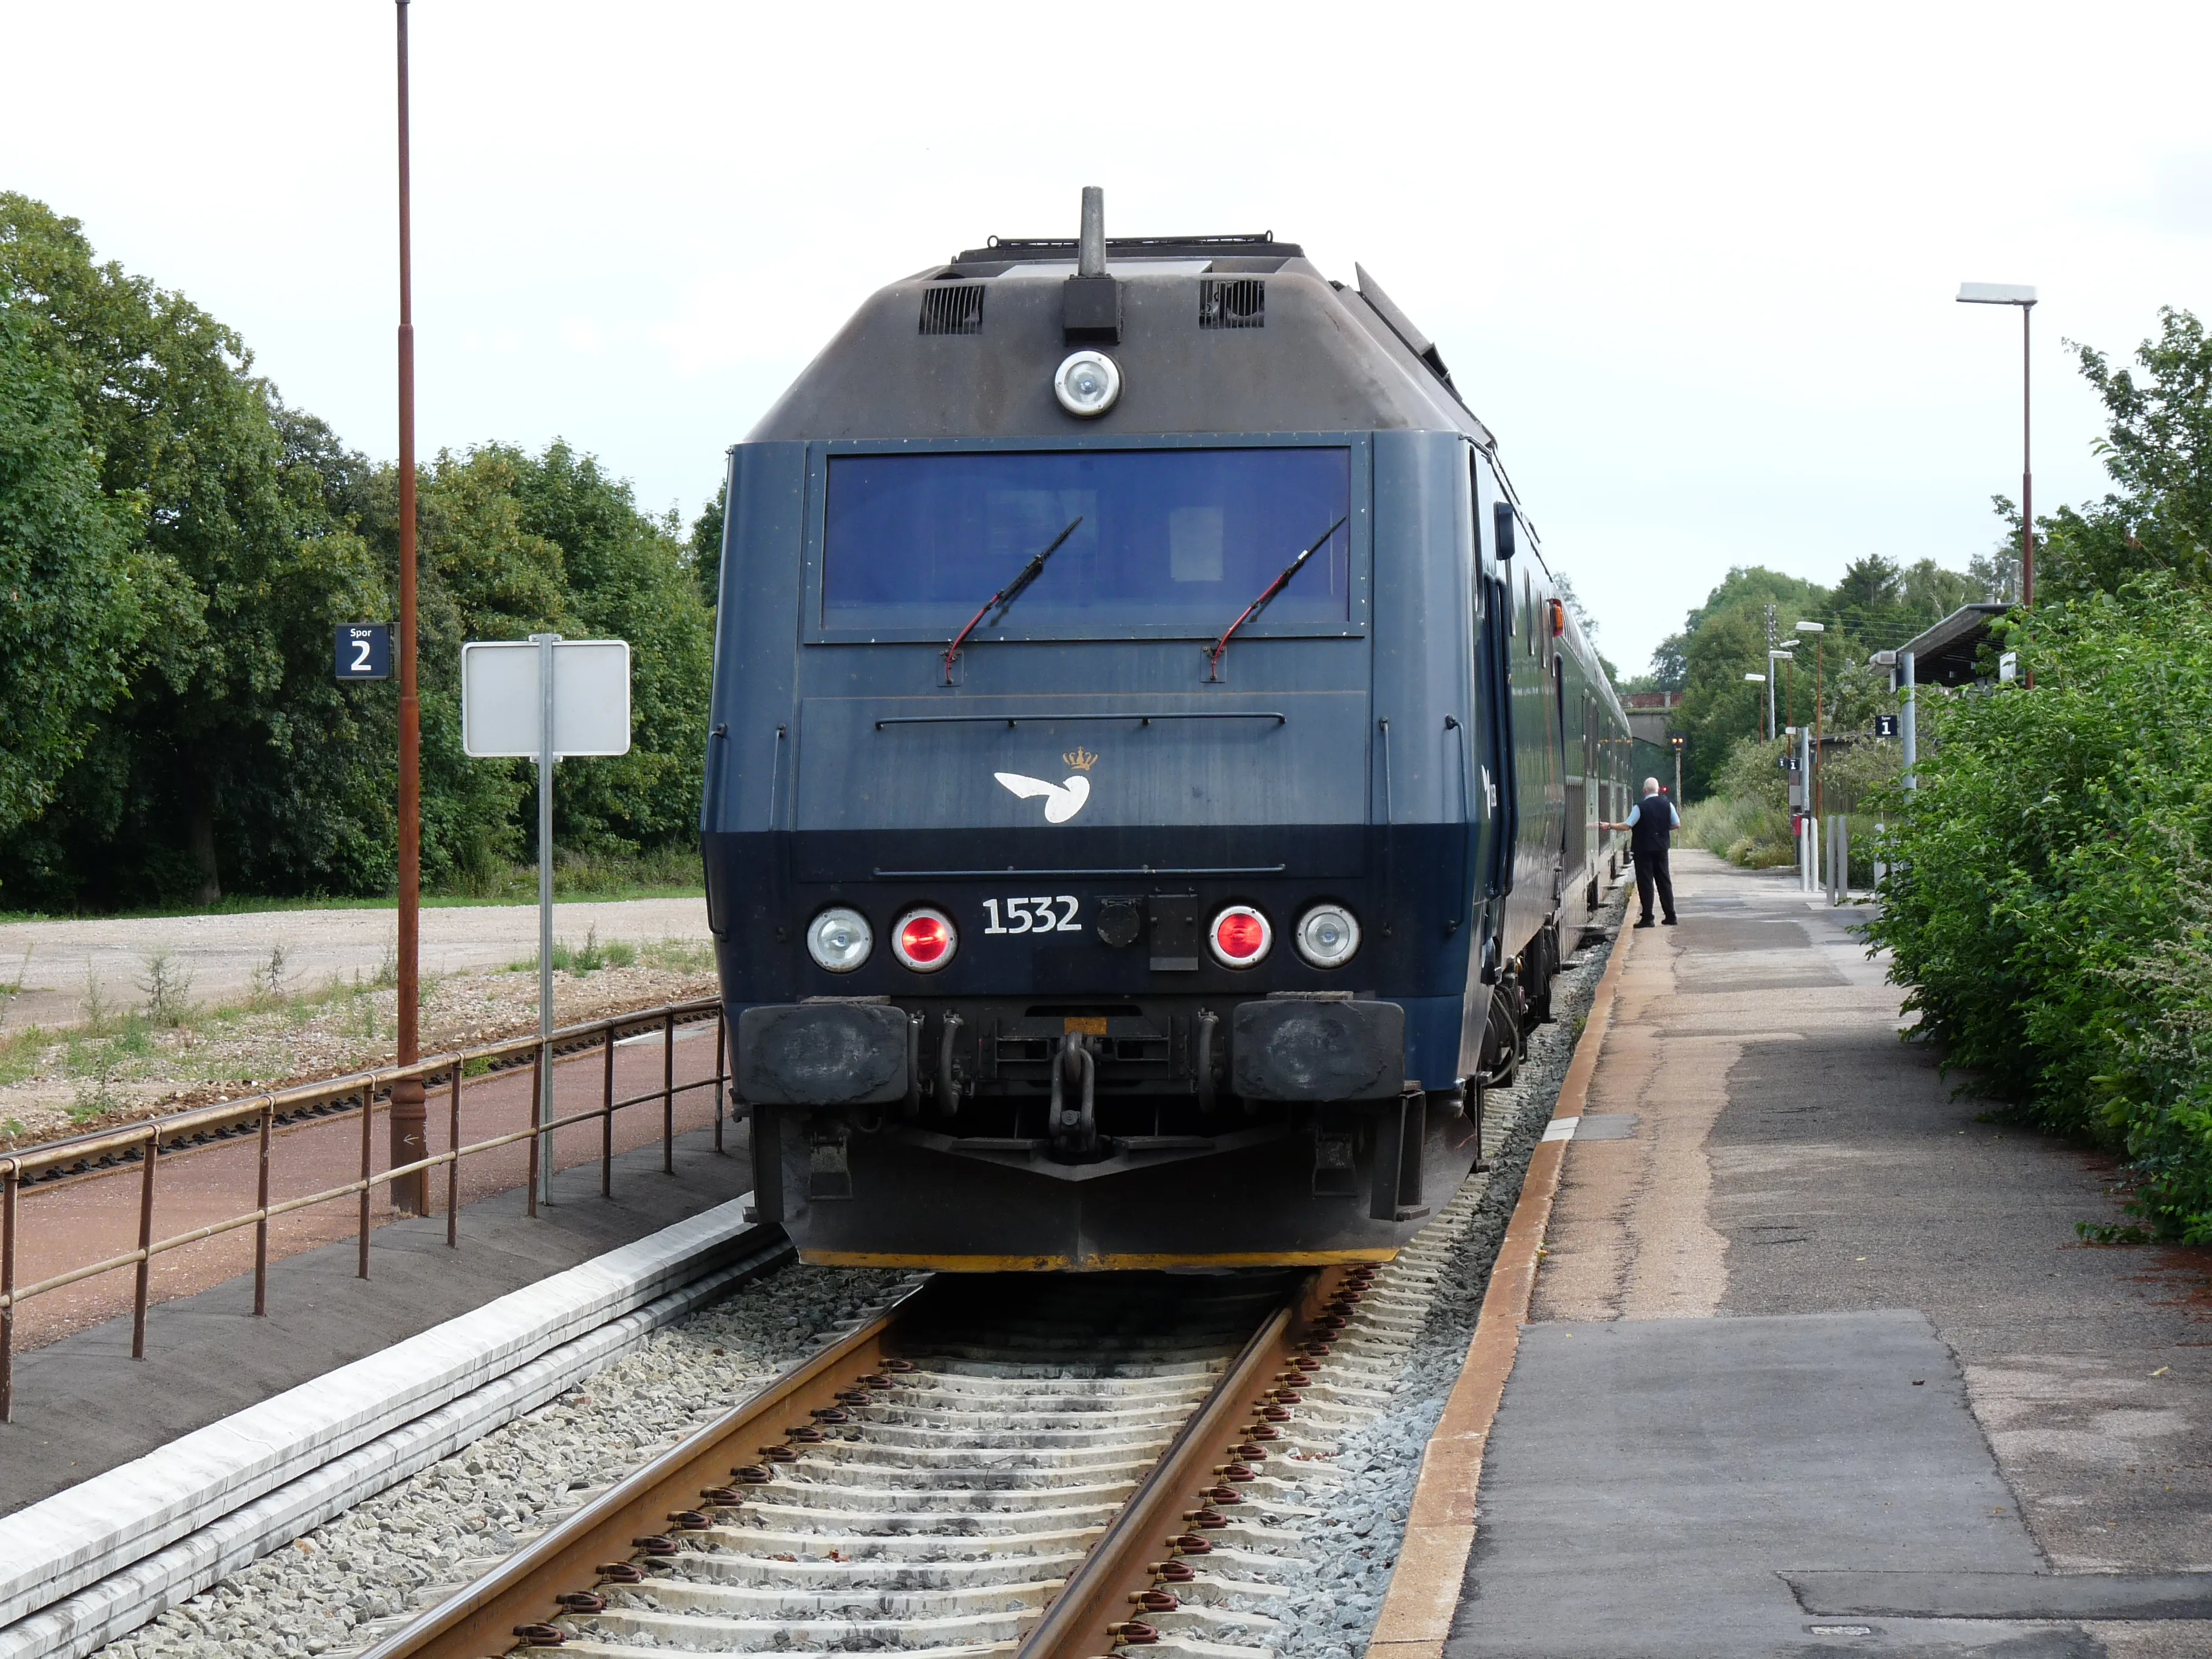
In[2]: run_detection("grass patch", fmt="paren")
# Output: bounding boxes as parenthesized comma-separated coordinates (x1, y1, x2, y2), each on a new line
(509, 925, 659, 976)
(0, 1027, 47, 1088)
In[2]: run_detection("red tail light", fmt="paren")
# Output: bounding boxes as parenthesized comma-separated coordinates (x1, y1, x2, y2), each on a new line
(1208, 905, 1272, 968)
(893, 908, 957, 972)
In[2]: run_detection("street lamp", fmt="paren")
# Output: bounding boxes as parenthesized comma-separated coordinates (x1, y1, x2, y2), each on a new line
(1795, 623, 1825, 822)
(1766, 645, 1795, 741)
(1957, 281, 2037, 609)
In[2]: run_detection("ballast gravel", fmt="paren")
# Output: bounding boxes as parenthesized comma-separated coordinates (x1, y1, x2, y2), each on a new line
(1259, 896, 1624, 1659)
(89, 1263, 914, 1659)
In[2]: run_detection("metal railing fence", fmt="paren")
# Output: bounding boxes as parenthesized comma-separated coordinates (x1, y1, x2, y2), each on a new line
(0, 997, 726, 1422)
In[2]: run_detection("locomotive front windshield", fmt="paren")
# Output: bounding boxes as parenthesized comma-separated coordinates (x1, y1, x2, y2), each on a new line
(822, 447, 1351, 633)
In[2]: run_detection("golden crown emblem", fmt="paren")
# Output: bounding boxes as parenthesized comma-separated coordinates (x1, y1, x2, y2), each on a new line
(1062, 746, 1099, 773)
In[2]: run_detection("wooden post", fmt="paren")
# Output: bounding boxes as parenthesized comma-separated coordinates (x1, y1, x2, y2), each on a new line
(132, 1125, 158, 1359)
(253, 1100, 273, 1316)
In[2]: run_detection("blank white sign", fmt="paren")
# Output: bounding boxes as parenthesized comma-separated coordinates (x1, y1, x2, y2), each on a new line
(461, 640, 632, 758)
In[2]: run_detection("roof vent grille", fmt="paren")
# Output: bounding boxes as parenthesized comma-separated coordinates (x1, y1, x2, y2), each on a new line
(919, 283, 985, 335)
(1199, 278, 1265, 329)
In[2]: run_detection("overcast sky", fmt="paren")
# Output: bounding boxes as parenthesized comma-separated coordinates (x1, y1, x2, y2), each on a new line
(8, 1, 2208, 672)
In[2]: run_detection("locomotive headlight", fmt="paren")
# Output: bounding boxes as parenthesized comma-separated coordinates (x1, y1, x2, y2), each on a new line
(1294, 904, 1361, 969)
(1053, 349, 1122, 418)
(893, 907, 958, 973)
(806, 907, 873, 973)
(1208, 905, 1272, 968)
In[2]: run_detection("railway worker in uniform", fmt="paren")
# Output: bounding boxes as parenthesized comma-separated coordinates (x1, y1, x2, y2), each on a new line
(1603, 778, 1680, 929)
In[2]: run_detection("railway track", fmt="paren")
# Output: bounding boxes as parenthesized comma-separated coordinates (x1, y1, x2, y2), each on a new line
(355, 1257, 1389, 1659)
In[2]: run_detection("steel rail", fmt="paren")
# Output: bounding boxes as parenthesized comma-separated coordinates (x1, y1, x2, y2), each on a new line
(1019, 1264, 1353, 1658)
(358, 1267, 1353, 1659)
(358, 1277, 932, 1659)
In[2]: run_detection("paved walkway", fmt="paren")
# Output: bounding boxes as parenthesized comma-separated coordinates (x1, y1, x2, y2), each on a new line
(1450, 852, 2212, 1659)
(0, 1117, 752, 1516)
(0, 897, 709, 1031)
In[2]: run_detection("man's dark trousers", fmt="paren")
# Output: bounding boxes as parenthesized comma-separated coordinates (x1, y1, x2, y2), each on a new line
(1630, 800, 1677, 924)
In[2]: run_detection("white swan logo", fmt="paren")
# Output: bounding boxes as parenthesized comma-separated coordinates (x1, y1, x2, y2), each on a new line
(996, 748, 1097, 824)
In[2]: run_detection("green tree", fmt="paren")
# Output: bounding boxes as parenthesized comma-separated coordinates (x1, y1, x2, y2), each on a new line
(2036, 308, 2212, 603)
(0, 312, 156, 839)
(691, 481, 726, 608)
(1, 193, 387, 907)
(1868, 581, 2212, 1241)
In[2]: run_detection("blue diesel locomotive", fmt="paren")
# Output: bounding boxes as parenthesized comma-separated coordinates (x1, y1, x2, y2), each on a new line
(703, 193, 1630, 1269)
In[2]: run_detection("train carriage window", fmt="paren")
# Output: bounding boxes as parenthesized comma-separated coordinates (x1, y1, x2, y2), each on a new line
(822, 447, 1352, 632)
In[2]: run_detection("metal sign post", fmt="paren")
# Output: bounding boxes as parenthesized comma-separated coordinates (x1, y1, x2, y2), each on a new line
(535, 634, 558, 1203)
(463, 638, 631, 1204)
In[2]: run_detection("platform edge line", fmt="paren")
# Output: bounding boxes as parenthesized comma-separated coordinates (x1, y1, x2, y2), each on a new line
(1364, 917, 1634, 1659)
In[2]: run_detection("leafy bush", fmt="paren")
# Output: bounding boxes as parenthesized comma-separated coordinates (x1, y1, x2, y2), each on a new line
(1866, 579, 2212, 1241)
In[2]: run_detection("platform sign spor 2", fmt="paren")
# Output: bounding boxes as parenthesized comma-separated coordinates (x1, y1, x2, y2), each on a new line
(335, 624, 392, 681)
(995, 746, 1098, 823)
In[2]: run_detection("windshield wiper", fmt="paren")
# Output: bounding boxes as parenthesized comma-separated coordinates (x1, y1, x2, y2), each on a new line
(1205, 516, 1348, 682)
(943, 516, 1084, 683)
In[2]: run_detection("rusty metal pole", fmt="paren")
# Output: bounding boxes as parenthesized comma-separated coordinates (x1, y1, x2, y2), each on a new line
(2, 1163, 16, 1423)
(663, 1012, 675, 1175)
(447, 1062, 461, 1247)
(132, 1127, 157, 1359)
(253, 1100, 272, 1315)
(388, 0, 428, 1215)
(602, 1027, 615, 1198)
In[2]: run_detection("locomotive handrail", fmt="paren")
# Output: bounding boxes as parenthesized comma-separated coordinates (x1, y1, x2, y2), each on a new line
(871, 862, 1289, 879)
(873, 710, 1287, 729)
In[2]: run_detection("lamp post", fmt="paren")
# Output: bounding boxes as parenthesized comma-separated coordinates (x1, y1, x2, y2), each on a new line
(1768, 646, 1795, 742)
(389, 0, 426, 1213)
(1957, 281, 2037, 609)
(1795, 621, 1825, 827)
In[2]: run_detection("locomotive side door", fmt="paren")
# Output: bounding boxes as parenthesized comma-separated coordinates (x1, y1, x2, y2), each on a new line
(1470, 451, 1517, 937)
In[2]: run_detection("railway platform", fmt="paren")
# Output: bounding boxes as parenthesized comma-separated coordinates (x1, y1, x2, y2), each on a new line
(1373, 851, 2212, 1659)
(0, 1117, 748, 1517)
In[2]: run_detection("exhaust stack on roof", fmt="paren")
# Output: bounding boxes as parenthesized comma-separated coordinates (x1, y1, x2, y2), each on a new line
(1063, 187, 1121, 344)
(1078, 186, 1105, 277)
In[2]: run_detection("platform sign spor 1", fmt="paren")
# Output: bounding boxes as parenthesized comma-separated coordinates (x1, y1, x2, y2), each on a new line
(334, 624, 392, 681)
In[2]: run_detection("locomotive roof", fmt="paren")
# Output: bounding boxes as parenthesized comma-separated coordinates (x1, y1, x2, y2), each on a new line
(746, 233, 1493, 447)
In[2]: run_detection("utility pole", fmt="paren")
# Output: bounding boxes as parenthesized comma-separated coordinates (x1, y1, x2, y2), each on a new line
(389, 0, 426, 1213)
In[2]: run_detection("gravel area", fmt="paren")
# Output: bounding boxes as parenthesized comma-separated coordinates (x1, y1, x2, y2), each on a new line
(0, 899, 712, 1036)
(90, 1262, 919, 1659)
(0, 949, 716, 1153)
(1261, 894, 1626, 1658)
